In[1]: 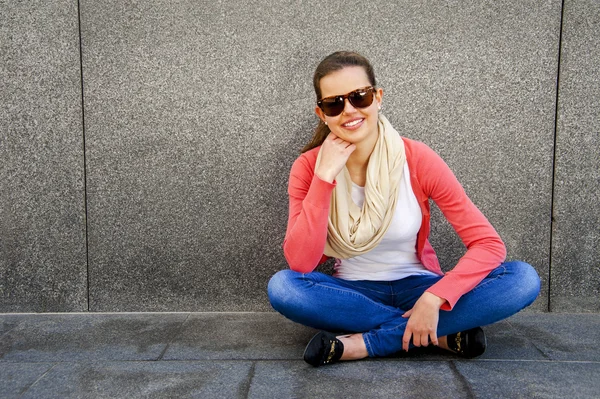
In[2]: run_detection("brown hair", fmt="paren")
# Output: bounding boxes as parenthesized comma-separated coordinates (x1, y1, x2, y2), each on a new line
(301, 51, 377, 153)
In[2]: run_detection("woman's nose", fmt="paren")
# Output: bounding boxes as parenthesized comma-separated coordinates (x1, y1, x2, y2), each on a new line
(342, 98, 357, 114)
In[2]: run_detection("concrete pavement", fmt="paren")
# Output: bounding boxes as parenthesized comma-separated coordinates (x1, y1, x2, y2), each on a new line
(1, 312, 599, 398)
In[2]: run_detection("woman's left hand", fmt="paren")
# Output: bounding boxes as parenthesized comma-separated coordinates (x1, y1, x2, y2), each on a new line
(401, 292, 446, 351)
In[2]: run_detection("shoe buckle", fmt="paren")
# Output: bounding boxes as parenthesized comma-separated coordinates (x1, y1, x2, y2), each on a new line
(455, 332, 462, 353)
(324, 342, 337, 364)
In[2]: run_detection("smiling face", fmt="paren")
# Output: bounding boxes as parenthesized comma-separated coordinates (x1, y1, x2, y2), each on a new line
(315, 66, 383, 148)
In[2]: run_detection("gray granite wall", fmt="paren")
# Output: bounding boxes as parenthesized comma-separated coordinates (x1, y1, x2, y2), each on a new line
(1, 0, 598, 312)
(551, 0, 600, 312)
(0, 1, 87, 312)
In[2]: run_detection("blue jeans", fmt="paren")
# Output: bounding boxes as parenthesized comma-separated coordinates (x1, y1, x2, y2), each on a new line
(268, 261, 540, 357)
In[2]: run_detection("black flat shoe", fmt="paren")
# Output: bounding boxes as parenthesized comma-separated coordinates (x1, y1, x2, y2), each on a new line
(303, 331, 344, 367)
(447, 327, 487, 358)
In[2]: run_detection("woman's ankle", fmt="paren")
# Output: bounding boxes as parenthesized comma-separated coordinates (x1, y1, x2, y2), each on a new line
(438, 335, 449, 351)
(338, 333, 369, 360)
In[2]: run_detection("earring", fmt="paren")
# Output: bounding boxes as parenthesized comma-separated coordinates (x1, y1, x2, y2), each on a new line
(324, 121, 328, 125)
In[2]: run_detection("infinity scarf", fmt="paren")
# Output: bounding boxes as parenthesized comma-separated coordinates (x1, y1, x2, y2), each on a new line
(316, 114, 406, 259)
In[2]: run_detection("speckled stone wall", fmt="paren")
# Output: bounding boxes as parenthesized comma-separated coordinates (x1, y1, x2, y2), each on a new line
(0, 1, 87, 311)
(551, 0, 600, 312)
(372, 1, 561, 313)
(1, 0, 598, 312)
(79, 0, 560, 312)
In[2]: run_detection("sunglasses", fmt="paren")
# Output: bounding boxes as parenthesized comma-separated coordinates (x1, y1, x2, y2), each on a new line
(317, 86, 376, 117)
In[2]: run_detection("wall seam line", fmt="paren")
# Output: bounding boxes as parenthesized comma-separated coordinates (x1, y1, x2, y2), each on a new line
(548, 0, 566, 312)
(76, 0, 91, 312)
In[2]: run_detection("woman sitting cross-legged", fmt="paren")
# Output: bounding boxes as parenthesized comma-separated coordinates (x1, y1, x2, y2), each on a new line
(268, 51, 541, 367)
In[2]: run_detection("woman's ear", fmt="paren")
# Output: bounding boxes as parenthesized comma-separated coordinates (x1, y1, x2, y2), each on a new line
(315, 105, 326, 123)
(376, 88, 384, 109)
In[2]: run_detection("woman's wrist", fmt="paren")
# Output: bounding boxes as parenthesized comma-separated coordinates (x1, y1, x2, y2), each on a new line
(421, 291, 447, 309)
(315, 168, 335, 183)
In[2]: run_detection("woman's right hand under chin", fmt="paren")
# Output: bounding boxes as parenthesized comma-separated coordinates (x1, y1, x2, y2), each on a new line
(315, 133, 356, 183)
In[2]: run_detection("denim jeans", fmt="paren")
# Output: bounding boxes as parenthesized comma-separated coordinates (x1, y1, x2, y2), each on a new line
(268, 261, 540, 357)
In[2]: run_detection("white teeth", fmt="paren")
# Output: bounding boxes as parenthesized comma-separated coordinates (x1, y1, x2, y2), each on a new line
(344, 119, 363, 127)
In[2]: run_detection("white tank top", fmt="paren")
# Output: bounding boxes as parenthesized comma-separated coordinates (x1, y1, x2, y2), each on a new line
(333, 163, 437, 281)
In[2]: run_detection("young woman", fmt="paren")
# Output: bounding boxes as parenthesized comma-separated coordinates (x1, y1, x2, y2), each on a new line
(268, 51, 540, 367)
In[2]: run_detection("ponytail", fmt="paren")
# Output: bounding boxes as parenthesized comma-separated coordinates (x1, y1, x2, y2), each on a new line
(301, 121, 330, 153)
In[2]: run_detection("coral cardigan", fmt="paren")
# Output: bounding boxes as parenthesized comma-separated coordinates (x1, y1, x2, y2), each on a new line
(283, 137, 507, 311)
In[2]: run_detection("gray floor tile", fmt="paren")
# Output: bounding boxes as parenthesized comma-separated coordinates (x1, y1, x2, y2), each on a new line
(20, 361, 253, 399)
(0, 315, 24, 337)
(0, 313, 598, 398)
(0, 313, 189, 362)
(162, 313, 569, 362)
(0, 362, 55, 399)
(163, 312, 316, 360)
(478, 319, 549, 360)
(389, 320, 551, 361)
(505, 313, 600, 361)
(249, 360, 468, 399)
(455, 360, 600, 399)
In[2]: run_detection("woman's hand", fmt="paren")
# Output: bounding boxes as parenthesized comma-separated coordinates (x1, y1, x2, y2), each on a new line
(401, 292, 446, 351)
(315, 133, 356, 183)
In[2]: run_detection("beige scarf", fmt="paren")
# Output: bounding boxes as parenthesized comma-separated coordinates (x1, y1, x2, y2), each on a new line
(315, 114, 406, 259)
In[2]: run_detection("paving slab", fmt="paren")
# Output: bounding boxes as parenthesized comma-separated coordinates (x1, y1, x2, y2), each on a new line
(504, 313, 600, 361)
(0, 312, 598, 398)
(164, 313, 553, 362)
(0, 315, 23, 337)
(456, 360, 600, 399)
(0, 362, 56, 399)
(163, 312, 316, 360)
(388, 319, 549, 362)
(0, 313, 188, 362)
(20, 361, 253, 399)
(472, 319, 548, 361)
(249, 360, 468, 399)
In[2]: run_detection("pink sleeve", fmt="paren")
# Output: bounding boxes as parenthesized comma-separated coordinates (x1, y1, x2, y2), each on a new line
(417, 144, 507, 310)
(282, 153, 335, 273)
